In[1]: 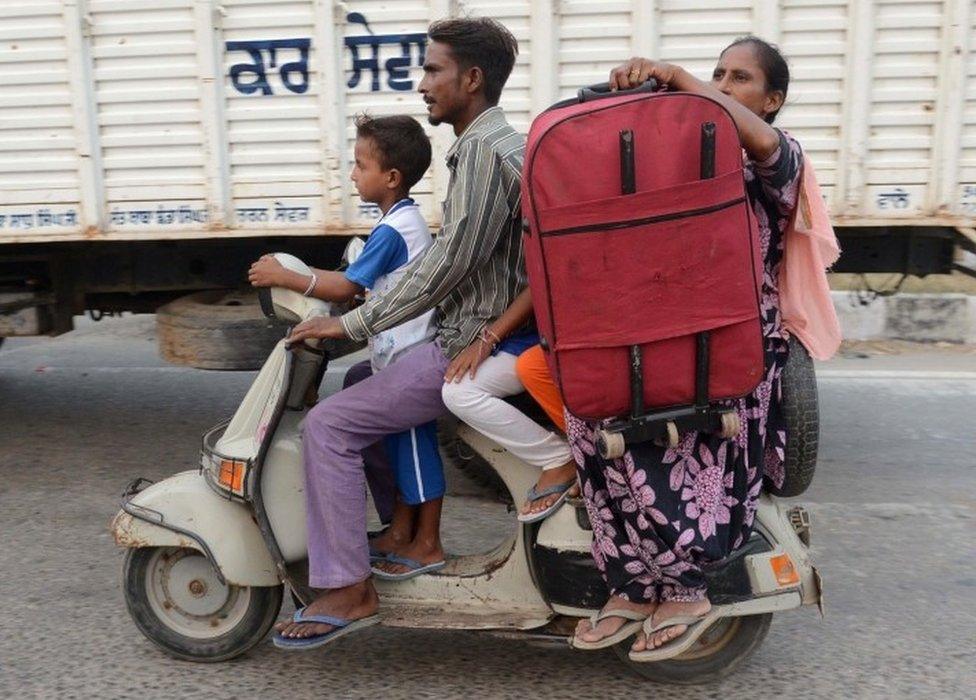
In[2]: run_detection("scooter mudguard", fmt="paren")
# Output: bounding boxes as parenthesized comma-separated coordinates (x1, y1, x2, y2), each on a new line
(110, 470, 279, 587)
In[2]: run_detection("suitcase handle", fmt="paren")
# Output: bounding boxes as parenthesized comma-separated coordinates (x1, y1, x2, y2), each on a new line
(543, 80, 661, 113)
(577, 79, 659, 103)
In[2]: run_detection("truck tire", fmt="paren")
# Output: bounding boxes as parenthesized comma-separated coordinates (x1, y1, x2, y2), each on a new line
(157, 290, 288, 370)
(767, 335, 820, 497)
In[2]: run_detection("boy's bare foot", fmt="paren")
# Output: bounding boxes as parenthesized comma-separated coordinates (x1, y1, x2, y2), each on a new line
(369, 524, 412, 556)
(630, 599, 712, 652)
(274, 580, 378, 639)
(520, 461, 579, 517)
(573, 595, 657, 644)
(372, 537, 444, 576)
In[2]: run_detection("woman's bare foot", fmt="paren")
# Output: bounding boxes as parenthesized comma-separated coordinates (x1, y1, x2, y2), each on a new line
(573, 595, 657, 644)
(521, 461, 579, 517)
(630, 599, 712, 652)
(275, 580, 378, 639)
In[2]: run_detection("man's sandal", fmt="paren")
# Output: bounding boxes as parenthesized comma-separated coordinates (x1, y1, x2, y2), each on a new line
(272, 607, 380, 651)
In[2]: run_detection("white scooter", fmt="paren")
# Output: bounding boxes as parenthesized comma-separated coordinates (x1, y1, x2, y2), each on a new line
(111, 252, 822, 684)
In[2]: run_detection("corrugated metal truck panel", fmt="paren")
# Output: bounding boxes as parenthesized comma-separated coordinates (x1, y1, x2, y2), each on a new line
(1, 0, 974, 244)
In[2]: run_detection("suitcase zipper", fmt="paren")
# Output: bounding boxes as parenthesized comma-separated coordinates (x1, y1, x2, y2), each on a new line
(541, 196, 745, 237)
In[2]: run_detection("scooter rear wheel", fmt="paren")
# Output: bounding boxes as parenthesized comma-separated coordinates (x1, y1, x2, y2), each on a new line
(123, 546, 283, 662)
(612, 613, 772, 685)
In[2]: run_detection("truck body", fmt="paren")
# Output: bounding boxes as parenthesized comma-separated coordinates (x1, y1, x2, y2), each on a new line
(2, 0, 974, 340)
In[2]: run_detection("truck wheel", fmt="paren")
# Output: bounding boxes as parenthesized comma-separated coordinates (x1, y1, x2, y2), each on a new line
(613, 613, 772, 685)
(123, 547, 283, 662)
(157, 290, 288, 370)
(767, 335, 820, 497)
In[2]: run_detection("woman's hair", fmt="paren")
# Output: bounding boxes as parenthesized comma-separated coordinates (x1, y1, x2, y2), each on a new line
(722, 36, 790, 123)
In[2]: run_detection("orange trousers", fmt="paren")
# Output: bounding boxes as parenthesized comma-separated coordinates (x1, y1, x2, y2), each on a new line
(515, 344, 567, 432)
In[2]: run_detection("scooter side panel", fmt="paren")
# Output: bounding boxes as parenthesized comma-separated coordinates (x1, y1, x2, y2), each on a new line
(111, 470, 280, 586)
(260, 412, 308, 562)
(753, 495, 821, 608)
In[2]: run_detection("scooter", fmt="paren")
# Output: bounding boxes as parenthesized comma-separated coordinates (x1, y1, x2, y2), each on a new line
(111, 252, 823, 685)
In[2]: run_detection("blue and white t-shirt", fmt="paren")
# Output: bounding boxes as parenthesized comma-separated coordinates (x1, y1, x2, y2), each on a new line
(344, 198, 436, 370)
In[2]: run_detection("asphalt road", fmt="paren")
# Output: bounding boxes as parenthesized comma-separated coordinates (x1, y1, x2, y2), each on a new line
(0, 316, 974, 699)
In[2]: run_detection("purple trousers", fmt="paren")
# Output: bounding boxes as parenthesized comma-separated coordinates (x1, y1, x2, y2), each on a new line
(342, 360, 396, 524)
(304, 342, 450, 588)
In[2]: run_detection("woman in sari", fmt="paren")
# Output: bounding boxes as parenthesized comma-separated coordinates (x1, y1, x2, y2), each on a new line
(517, 36, 802, 657)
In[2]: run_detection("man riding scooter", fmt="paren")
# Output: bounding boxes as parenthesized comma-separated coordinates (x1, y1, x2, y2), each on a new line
(273, 17, 528, 648)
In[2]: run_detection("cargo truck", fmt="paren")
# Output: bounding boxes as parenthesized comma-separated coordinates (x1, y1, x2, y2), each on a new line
(2, 0, 974, 367)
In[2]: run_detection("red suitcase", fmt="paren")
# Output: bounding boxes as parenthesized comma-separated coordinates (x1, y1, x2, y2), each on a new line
(521, 85, 765, 455)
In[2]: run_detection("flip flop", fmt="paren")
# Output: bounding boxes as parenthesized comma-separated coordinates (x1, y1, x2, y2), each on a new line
(272, 607, 380, 650)
(628, 609, 723, 662)
(517, 480, 575, 524)
(371, 553, 446, 581)
(570, 607, 649, 650)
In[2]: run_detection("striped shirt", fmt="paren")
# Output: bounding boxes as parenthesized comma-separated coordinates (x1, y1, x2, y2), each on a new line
(340, 106, 527, 358)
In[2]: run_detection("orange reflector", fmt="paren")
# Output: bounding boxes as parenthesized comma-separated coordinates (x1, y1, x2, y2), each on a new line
(218, 459, 246, 493)
(770, 553, 800, 586)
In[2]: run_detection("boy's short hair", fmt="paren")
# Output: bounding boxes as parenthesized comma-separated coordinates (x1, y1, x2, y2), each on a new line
(354, 114, 432, 191)
(428, 17, 518, 105)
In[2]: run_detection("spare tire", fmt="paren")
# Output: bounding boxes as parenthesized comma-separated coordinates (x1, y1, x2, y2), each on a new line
(767, 335, 820, 497)
(157, 290, 288, 370)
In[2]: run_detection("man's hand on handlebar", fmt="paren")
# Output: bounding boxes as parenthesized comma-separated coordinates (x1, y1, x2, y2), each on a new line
(286, 316, 347, 347)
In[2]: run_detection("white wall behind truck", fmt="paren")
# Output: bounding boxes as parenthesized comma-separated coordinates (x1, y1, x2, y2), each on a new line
(1, 0, 974, 245)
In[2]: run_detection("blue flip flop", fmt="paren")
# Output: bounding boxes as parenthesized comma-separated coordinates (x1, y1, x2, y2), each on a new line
(272, 606, 380, 650)
(370, 553, 446, 581)
(517, 480, 575, 524)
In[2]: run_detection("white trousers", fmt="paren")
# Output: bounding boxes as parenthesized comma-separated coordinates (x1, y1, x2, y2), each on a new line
(441, 352, 572, 471)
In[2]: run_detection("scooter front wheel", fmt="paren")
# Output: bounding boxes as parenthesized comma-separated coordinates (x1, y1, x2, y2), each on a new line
(123, 546, 283, 662)
(612, 613, 772, 685)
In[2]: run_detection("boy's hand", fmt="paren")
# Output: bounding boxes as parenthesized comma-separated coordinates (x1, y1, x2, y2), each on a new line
(444, 338, 493, 383)
(248, 255, 286, 288)
(287, 316, 347, 347)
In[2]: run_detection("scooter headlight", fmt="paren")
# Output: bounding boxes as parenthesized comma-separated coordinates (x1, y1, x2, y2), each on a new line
(200, 425, 252, 500)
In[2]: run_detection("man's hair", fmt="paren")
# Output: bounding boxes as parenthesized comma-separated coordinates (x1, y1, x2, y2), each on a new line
(354, 114, 432, 191)
(428, 17, 519, 104)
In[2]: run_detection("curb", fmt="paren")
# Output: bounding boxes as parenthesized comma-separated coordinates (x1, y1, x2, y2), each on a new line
(833, 291, 976, 344)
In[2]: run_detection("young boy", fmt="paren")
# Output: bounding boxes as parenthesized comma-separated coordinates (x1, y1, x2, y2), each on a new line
(248, 113, 446, 585)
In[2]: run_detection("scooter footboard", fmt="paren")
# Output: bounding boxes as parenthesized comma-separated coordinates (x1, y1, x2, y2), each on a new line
(111, 471, 279, 586)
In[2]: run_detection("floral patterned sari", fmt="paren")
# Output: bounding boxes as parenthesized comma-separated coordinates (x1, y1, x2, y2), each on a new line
(566, 130, 803, 603)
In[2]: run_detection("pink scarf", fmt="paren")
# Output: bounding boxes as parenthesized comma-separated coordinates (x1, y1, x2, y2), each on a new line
(778, 157, 842, 360)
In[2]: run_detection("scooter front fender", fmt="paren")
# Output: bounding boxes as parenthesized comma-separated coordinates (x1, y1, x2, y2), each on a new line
(110, 470, 279, 587)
